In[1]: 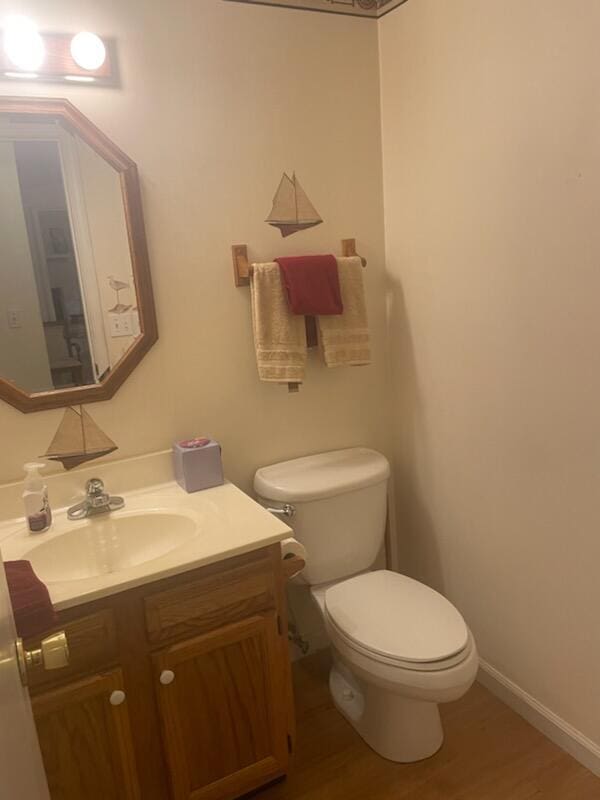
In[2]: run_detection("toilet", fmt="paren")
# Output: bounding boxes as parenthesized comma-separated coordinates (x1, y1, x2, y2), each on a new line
(254, 447, 478, 763)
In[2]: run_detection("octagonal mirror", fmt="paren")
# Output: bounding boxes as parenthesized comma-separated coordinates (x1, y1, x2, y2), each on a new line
(0, 97, 157, 413)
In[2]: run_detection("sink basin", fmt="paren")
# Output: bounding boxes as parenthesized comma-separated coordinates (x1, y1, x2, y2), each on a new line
(23, 510, 198, 583)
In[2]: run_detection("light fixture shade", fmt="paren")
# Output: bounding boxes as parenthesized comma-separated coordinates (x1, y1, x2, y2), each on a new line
(3, 15, 45, 71)
(70, 31, 106, 71)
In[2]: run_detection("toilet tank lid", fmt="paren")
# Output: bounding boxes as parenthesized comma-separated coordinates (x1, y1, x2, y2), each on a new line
(254, 448, 390, 502)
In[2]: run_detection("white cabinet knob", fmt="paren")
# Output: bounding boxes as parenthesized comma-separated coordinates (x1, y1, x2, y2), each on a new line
(110, 690, 126, 706)
(160, 670, 175, 686)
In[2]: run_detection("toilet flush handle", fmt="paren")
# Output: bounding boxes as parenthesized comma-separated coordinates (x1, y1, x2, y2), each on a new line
(266, 504, 296, 519)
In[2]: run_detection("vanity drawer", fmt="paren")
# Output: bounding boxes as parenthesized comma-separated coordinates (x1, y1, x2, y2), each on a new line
(144, 551, 277, 645)
(25, 609, 118, 694)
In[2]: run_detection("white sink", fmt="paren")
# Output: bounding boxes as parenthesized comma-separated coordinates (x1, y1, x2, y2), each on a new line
(23, 510, 198, 583)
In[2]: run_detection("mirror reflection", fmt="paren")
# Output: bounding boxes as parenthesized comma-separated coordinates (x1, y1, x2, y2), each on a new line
(0, 115, 139, 394)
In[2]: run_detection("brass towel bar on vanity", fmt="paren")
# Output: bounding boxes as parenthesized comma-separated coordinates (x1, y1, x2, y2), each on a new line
(231, 238, 367, 288)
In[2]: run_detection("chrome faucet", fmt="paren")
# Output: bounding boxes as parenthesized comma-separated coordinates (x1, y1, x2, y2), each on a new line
(67, 478, 125, 521)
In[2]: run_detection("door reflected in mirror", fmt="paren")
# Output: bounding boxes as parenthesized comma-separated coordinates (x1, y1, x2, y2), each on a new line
(0, 115, 140, 395)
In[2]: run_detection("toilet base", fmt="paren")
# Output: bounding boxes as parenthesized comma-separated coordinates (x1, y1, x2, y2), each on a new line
(330, 663, 444, 763)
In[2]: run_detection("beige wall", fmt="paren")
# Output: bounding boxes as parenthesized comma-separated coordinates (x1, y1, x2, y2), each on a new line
(0, 0, 390, 494)
(0, 142, 52, 393)
(380, 0, 600, 747)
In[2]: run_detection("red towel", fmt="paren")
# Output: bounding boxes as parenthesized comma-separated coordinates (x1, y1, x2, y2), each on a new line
(4, 560, 56, 639)
(276, 255, 343, 315)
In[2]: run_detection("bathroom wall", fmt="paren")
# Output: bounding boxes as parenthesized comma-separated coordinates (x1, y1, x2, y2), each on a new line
(0, 0, 390, 489)
(380, 0, 600, 748)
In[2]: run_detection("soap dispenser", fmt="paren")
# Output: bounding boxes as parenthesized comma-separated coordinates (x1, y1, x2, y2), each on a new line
(23, 462, 52, 534)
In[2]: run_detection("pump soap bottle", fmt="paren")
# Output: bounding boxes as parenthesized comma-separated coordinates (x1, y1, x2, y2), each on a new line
(23, 462, 52, 534)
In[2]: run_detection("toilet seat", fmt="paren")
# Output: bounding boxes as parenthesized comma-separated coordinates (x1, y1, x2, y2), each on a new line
(327, 615, 472, 672)
(324, 570, 469, 670)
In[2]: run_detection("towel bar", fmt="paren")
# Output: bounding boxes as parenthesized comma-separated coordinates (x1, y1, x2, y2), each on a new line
(231, 238, 367, 287)
(233, 239, 368, 394)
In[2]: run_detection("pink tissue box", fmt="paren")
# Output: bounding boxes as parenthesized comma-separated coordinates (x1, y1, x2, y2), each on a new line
(172, 437, 224, 493)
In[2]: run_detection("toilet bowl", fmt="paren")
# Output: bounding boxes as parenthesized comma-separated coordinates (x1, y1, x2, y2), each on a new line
(311, 571, 478, 762)
(254, 448, 478, 763)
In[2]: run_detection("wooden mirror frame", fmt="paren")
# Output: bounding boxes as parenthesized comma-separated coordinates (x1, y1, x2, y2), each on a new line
(0, 97, 158, 413)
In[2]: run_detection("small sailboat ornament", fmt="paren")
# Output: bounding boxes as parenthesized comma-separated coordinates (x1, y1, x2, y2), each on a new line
(43, 406, 118, 470)
(266, 172, 323, 238)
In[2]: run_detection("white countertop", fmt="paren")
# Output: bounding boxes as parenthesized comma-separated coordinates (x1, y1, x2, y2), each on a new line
(0, 481, 292, 612)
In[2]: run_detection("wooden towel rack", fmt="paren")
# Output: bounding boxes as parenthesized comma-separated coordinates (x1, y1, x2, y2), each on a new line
(231, 238, 367, 287)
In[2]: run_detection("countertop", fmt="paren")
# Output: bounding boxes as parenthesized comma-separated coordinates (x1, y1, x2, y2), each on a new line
(0, 481, 292, 612)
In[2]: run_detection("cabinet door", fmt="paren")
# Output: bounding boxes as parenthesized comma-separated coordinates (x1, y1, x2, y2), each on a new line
(32, 668, 140, 800)
(154, 611, 289, 800)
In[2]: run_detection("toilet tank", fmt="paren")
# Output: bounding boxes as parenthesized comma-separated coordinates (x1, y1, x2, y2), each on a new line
(254, 448, 390, 586)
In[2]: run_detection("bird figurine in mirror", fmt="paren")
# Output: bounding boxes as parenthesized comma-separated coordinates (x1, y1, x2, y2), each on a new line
(108, 275, 132, 313)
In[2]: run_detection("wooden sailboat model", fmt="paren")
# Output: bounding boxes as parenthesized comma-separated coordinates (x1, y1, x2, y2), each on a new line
(43, 406, 118, 470)
(266, 172, 323, 238)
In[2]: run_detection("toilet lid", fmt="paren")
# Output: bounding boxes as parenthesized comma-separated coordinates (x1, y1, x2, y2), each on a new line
(324, 571, 469, 664)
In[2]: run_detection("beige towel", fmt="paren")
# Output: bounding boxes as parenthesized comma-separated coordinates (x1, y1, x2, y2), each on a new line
(318, 257, 371, 367)
(250, 262, 307, 383)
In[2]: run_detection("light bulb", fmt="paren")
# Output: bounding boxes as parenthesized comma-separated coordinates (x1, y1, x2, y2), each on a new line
(3, 15, 45, 72)
(70, 31, 105, 71)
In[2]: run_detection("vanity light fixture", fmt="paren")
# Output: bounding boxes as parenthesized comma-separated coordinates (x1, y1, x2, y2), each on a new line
(64, 75, 96, 83)
(4, 70, 38, 79)
(1, 18, 116, 85)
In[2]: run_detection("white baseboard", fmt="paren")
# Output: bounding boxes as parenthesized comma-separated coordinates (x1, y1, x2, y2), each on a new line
(478, 659, 600, 778)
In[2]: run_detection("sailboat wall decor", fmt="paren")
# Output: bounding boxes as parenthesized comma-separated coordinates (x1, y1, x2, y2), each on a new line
(266, 173, 323, 238)
(43, 406, 118, 470)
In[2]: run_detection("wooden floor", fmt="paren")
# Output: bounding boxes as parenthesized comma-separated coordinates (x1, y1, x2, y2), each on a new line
(260, 651, 600, 800)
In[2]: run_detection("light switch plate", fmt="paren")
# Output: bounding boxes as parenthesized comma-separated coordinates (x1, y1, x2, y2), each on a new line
(7, 308, 21, 329)
(109, 312, 133, 338)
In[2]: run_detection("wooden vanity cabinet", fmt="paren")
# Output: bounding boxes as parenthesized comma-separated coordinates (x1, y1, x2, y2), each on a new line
(25, 544, 294, 800)
(154, 612, 289, 800)
(32, 669, 140, 800)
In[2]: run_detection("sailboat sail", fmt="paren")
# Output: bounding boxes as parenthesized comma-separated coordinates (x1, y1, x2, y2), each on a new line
(43, 406, 118, 470)
(265, 174, 296, 223)
(294, 175, 321, 223)
(266, 172, 323, 237)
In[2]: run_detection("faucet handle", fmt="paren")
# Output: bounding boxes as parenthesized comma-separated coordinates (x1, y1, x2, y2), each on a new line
(86, 478, 105, 497)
